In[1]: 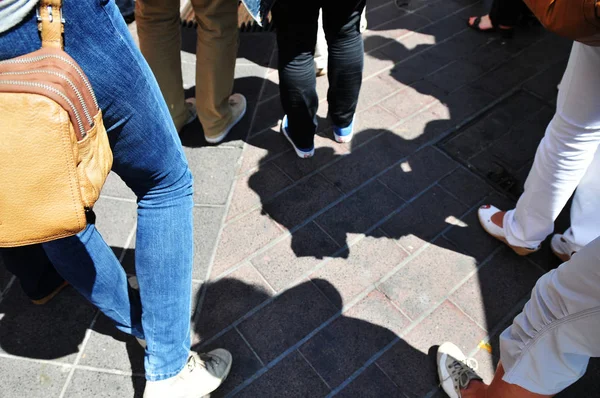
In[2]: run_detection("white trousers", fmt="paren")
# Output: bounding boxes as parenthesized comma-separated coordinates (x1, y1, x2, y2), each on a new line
(500, 235, 600, 395)
(504, 42, 600, 250)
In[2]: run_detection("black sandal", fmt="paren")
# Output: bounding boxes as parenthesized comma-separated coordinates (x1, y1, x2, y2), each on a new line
(467, 16, 514, 38)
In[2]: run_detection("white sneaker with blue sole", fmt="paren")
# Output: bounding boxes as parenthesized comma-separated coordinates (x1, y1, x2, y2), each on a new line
(281, 115, 315, 158)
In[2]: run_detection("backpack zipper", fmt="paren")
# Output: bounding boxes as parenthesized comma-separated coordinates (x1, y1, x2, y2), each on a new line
(0, 54, 98, 110)
(0, 80, 86, 139)
(0, 69, 93, 126)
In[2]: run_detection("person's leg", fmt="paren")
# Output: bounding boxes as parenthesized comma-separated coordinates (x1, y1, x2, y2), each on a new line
(322, 0, 365, 130)
(500, 42, 600, 249)
(314, 9, 328, 76)
(191, 0, 243, 141)
(559, 145, 600, 252)
(439, 237, 600, 397)
(0, 2, 192, 381)
(0, 246, 66, 303)
(272, 0, 320, 150)
(136, 0, 190, 131)
(489, 0, 528, 27)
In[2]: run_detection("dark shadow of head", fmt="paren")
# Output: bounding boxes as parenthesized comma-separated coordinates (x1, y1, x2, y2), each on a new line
(191, 277, 438, 396)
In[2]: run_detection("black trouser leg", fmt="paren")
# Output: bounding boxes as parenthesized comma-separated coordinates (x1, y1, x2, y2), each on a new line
(323, 0, 365, 128)
(489, 0, 528, 27)
(1, 245, 65, 301)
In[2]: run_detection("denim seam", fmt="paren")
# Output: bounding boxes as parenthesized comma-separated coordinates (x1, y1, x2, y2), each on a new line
(145, 357, 188, 381)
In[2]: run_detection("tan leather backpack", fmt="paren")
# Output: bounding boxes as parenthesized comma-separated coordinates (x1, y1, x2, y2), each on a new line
(0, 0, 113, 247)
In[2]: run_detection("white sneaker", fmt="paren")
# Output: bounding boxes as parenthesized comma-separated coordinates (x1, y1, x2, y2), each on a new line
(205, 93, 247, 144)
(477, 205, 540, 256)
(144, 350, 232, 398)
(280, 115, 315, 158)
(551, 233, 578, 262)
(437, 342, 482, 398)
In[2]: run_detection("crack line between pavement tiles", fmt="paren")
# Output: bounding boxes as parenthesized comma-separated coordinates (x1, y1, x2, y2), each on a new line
(191, 45, 277, 343)
(58, 311, 100, 398)
(220, 192, 504, 395)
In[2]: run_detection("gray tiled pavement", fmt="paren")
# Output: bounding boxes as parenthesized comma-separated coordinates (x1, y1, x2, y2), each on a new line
(2, 0, 600, 397)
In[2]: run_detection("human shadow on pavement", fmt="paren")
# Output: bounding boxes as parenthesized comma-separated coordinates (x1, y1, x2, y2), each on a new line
(192, 277, 438, 398)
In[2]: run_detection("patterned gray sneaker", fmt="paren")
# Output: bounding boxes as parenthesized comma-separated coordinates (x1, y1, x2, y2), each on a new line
(437, 342, 482, 398)
(144, 349, 232, 398)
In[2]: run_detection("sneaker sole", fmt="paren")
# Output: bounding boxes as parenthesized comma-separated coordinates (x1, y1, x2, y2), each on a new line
(477, 216, 539, 256)
(205, 103, 247, 144)
(334, 132, 353, 143)
(281, 124, 314, 158)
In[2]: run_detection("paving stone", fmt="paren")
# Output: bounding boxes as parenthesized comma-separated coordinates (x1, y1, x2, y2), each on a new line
(523, 60, 567, 103)
(272, 134, 350, 181)
(252, 222, 340, 292)
(388, 51, 447, 86)
(381, 186, 468, 254)
(0, 357, 70, 398)
(392, 101, 452, 143)
(64, 370, 145, 398)
(193, 206, 226, 280)
(78, 313, 145, 374)
(515, 35, 573, 71)
(393, 31, 435, 57)
(311, 234, 409, 307)
(198, 328, 264, 398)
(469, 107, 552, 178)
(439, 91, 545, 161)
(450, 247, 544, 331)
(250, 96, 283, 136)
(415, 0, 465, 22)
(197, 264, 273, 341)
(262, 174, 342, 231)
(336, 363, 403, 397)
(184, 147, 242, 206)
(420, 15, 466, 40)
(350, 106, 400, 148)
(236, 351, 330, 397)
(377, 300, 486, 397)
(379, 238, 477, 320)
(211, 210, 282, 277)
(357, 74, 402, 112)
(101, 172, 136, 200)
(363, 50, 398, 78)
(93, 196, 137, 253)
(443, 85, 496, 124)
(228, 163, 292, 220)
(381, 80, 443, 119)
(427, 60, 485, 93)
(238, 128, 290, 175)
(321, 131, 418, 193)
(238, 281, 337, 363)
(439, 166, 492, 208)
(378, 146, 458, 201)
(300, 291, 409, 387)
(316, 180, 404, 246)
(470, 58, 540, 97)
(363, 13, 431, 53)
(0, 285, 95, 363)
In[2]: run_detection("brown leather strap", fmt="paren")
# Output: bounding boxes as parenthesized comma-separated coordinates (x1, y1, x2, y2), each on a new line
(38, 0, 64, 50)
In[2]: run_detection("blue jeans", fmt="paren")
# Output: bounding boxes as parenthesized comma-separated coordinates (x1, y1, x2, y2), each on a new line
(0, 0, 193, 381)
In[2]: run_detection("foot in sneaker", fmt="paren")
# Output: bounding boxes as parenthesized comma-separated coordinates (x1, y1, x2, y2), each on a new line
(280, 115, 315, 158)
(205, 93, 247, 144)
(437, 342, 482, 398)
(144, 349, 232, 398)
(333, 117, 355, 143)
(551, 233, 578, 262)
(177, 98, 198, 133)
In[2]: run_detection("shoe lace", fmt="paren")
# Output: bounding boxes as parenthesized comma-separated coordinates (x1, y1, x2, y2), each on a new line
(186, 352, 221, 374)
(448, 357, 479, 389)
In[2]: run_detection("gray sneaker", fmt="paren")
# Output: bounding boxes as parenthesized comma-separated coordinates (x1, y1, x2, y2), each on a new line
(205, 93, 247, 144)
(437, 342, 482, 398)
(144, 349, 232, 398)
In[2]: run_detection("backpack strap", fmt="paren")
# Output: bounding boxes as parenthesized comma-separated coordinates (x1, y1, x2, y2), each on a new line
(37, 0, 64, 50)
